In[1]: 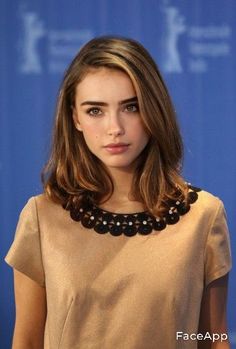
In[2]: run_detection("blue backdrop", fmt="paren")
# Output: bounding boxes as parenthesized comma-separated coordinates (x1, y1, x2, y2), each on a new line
(1, 0, 235, 347)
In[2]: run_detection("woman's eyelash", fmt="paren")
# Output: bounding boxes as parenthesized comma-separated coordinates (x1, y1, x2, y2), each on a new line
(85, 103, 139, 115)
(86, 107, 102, 115)
(125, 103, 139, 112)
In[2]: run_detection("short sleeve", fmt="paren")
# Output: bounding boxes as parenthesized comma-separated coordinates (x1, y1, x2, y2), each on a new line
(5, 197, 45, 287)
(204, 200, 232, 287)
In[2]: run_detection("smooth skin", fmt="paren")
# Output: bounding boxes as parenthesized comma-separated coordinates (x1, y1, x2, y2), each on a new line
(73, 67, 150, 213)
(73, 68, 150, 175)
(11, 68, 230, 348)
(198, 274, 230, 349)
(12, 270, 46, 349)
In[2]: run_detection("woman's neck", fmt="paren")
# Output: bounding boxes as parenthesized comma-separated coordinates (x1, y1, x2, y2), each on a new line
(99, 167, 145, 213)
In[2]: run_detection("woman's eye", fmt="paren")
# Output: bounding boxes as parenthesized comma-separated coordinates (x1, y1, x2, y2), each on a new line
(125, 104, 139, 112)
(87, 107, 102, 116)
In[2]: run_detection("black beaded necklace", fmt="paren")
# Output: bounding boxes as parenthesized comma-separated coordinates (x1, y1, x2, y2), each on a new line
(66, 185, 201, 237)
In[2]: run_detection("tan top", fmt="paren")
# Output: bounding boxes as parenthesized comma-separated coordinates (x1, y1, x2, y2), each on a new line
(5, 190, 232, 349)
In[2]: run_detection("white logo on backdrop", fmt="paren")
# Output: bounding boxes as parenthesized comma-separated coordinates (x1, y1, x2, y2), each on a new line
(18, 8, 94, 75)
(161, 2, 231, 73)
(162, 6, 186, 73)
(20, 12, 45, 73)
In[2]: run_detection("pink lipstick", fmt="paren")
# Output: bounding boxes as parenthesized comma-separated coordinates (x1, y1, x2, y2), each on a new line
(104, 143, 130, 154)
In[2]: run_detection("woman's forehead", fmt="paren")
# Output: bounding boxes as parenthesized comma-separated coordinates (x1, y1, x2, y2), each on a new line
(75, 68, 137, 102)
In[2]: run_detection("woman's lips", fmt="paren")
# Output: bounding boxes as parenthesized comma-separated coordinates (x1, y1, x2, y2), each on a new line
(104, 143, 130, 154)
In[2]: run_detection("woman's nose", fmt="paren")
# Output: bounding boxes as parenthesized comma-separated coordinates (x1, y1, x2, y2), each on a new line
(106, 112, 125, 137)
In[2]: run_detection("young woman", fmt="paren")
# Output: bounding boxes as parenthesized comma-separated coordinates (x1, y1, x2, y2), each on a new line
(6, 36, 231, 349)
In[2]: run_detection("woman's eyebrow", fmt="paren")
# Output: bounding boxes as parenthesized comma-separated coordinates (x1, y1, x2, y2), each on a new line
(80, 96, 138, 107)
(119, 96, 138, 105)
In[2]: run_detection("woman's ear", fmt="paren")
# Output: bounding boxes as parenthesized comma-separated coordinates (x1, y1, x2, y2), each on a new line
(72, 108, 83, 132)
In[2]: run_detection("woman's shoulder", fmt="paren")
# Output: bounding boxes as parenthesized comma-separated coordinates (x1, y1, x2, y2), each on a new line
(20, 193, 70, 230)
(197, 188, 222, 204)
(191, 186, 224, 216)
(23, 193, 64, 216)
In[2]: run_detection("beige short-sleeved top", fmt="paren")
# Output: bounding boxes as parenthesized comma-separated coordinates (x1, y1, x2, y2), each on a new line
(5, 190, 232, 349)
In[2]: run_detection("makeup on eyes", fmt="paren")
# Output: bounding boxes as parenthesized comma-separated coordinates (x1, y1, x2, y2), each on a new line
(86, 107, 102, 116)
(84, 99, 139, 117)
(124, 102, 139, 112)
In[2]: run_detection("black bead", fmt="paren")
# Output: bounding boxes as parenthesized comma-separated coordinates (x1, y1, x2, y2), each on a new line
(138, 224, 153, 235)
(176, 203, 190, 215)
(113, 215, 125, 225)
(188, 191, 198, 203)
(70, 209, 81, 222)
(124, 216, 135, 226)
(124, 225, 136, 237)
(94, 223, 109, 234)
(153, 219, 166, 231)
(101, 212, 113, 223)
(165, 212, 179, 225)
(110, 225, 123, 236)
(81, 216, 96, 229)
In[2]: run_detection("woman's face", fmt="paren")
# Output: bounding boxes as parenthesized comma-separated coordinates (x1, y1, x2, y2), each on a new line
(73, 67, 150, 172)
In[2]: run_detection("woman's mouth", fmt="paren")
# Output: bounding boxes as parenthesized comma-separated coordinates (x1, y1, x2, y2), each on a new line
(104, 143, 130, 154)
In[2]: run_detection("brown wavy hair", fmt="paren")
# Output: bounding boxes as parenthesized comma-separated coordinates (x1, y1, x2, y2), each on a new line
(42, 35, 188, 216)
